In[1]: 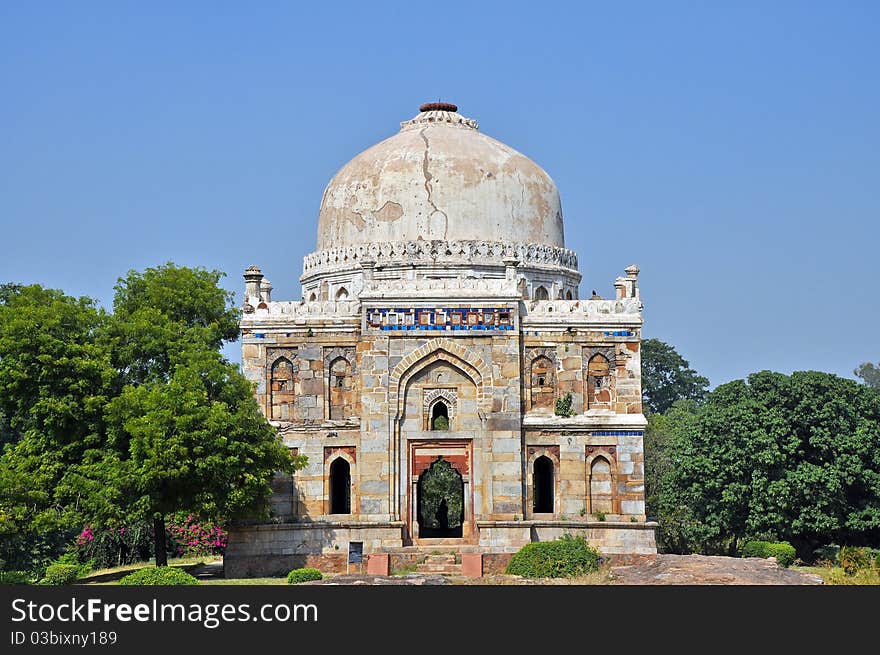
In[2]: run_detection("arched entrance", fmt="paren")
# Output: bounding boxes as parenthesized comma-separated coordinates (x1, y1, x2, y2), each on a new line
(329, 458, 351, 514)
(416, 457, 464, 538)
(533, 455, 554, 513)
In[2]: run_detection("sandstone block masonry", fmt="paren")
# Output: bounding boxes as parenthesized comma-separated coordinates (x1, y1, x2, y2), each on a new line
(224, 262, 656, 578)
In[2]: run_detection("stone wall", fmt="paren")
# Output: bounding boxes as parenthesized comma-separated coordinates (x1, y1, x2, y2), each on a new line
(227, 263, 655, 577)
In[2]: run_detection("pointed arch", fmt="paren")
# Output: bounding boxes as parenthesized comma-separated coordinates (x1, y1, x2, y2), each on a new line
(328, 356, 353, 420)
(534, 285, 549, 301)
(390, 338, 491, 418)
(269, 356, 296, 420)
(529, 355, 555, 411)
(587, 352, 612, 409)
(587, 454, 616, 516)
(335, 287, 349, 301)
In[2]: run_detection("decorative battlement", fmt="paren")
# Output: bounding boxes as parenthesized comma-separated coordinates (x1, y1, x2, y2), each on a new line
(301, 240, 579, 280)
(241, 300, 360, 321)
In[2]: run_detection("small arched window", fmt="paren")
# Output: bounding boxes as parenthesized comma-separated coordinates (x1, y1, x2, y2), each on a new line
(328, 357, 353, 420)
(565, 290, 574, 300)
(430, 401, 449, 431)
(533, 456, 554, 513)
(590, 457, 613, 515)
(530, 355, 555, 411)
(308, 292, 317, 302)
(335, 287, 349, 301)
(329, 458, 351, 514)
(534, 286, 549, 301)
(587, 354, 611, 408)
(270, 357, 295, 420)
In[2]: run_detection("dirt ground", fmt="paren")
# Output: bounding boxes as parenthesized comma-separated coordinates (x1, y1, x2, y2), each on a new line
(608, 554, 824, 585)
(301, 554, 825, 585)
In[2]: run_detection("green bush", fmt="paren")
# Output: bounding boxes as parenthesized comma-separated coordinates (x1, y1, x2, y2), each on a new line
(432, 415, 449, 431)
(554, 393, 575, 417)
(505, 534, 601, 578)
(52, 552, 96, 578)
(838, 547, 870, 576)
(287, 568, 323, 584)
(118, 567, 200, 586)
(740, 541, 796, 568)
(39, 564, 81, 586)
(0, 570, 34, 585)
(813, 544, 840, 565)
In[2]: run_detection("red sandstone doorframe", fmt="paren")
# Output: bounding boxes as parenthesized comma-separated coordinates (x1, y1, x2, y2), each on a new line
(407, 439, 475, 545)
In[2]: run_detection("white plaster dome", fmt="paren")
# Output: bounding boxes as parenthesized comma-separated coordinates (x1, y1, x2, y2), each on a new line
(316, 103, 565, 251)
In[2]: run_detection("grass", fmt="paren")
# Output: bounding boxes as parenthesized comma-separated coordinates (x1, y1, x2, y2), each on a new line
(390, 563, 418, 576)
(78, 556, 219, 585)
(201, 577, 288, 585)
(794, 565, 880, 585)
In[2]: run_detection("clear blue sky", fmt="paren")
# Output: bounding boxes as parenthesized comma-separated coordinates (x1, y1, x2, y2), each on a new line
(1, 2, 878, 387)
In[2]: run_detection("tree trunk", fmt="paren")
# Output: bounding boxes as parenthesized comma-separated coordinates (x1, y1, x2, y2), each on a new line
(153, 515, 168, 567)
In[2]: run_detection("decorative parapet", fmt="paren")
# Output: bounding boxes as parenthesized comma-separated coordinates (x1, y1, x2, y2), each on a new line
(241, 299, 360, 321)
(360, 275, 520, 300)
(523, 298, 641, 317)
(301, 240, 579, 280)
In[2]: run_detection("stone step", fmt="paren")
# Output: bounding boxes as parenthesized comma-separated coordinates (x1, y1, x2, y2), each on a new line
(423, 554, 456, 565)
(416, 563, 462, 575)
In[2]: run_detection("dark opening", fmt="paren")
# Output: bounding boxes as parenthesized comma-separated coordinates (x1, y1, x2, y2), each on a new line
(417, 457, 464, 538)
(329, 458, 351, 514)
(431, 401, 449, 430)
(533, 456, 554, 513)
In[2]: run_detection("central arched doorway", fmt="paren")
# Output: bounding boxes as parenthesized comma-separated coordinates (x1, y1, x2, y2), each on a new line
(416, 456, 464, 538)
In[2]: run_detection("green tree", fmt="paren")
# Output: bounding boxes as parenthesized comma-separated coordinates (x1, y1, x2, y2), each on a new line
(105, 263, 301, 565)
(643, 399, 698, 521)
(641, 339, 709, 415)
(0, 265, 305, 571)
(658, 370, 880, 557)
(0, 285, 115, 570)
(855, 362, 880, 390)
(106, 351, 298, 565)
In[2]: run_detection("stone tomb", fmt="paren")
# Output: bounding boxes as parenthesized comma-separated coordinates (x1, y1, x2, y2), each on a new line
(225, 102, 656, 578)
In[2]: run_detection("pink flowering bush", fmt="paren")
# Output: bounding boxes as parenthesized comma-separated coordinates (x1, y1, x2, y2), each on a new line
(165, 514, 227, 557)
(75, 523, 153, 569)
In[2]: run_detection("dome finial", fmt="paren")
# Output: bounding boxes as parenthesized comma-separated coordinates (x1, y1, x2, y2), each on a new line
(420, 101, 458, 113)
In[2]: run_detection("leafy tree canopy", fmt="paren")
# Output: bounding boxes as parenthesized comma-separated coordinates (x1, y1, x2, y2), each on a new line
(855, 362, 880, 390)
(0, 265, 303, 571)
(641, 339, 709, 415)
(657, 370, 880, 557)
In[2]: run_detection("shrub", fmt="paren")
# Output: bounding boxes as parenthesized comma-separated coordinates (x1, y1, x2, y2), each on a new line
(594, 510, 606, 522)
(432, 415, 449, 431)
(740, 541, 796, 568)
(838, 546, 870, 576)
(287, 568, 323, 584)
(118, 567, 200, 586)
(166, 514, 227, 558)
(0, 570, 34, 585)
(52, 552, 96, 578)
(76, 523, 154, 569)
(554, 393, 575, 417)
(813, 544, 840, 565)
(39, 564, 81, 586)
(505, 534, 601, 578)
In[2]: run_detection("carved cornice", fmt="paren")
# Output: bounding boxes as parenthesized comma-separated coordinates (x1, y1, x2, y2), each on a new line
(301, 240, 579, 280)
(399, 108, 479, 132)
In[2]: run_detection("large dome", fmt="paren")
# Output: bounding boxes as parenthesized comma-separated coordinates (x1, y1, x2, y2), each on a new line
(316, 103, 565, 251)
